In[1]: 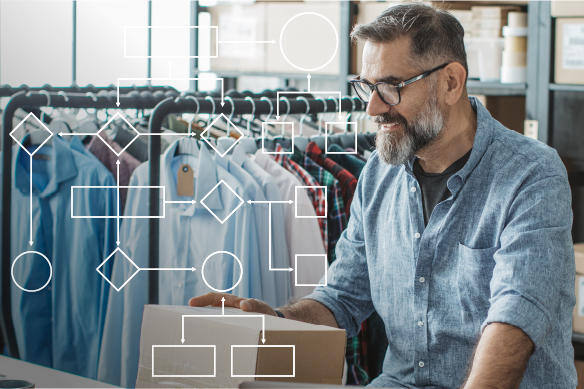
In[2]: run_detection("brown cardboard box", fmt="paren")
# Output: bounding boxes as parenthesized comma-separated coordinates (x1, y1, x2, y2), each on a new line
(552, 1, 584, 17)
(555, 18, 584, 85)
(574, 244, 584, 333)
(135, 305, 346, 388)
(576, 359, 584, 389)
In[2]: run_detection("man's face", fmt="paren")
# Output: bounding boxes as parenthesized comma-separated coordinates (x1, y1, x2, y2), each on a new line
(361, 37, 445, 165)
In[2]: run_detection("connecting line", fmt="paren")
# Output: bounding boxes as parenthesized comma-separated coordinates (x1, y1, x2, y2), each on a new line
(140, 267, 196, 271)
(164, 200, 197, 205)
(218, 40, 277, 44)
(275, 91, 342, 120)
(116, 160, 121, 246)
(58, 132, 96, 137)
(181, 312, 266, 344)
(116, 77, 225, 107)
(29, 157, 33, 246)
(307, 74, 311, 92)
(247, 200, 294, 272)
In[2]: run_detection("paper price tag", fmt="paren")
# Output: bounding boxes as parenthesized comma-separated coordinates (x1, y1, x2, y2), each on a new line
(177, 164, 194, 198)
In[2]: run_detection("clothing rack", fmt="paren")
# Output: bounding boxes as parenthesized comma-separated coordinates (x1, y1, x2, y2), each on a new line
(0, 84, 178, 98)
(145, 94, 366, 304)
(0, 88, 179, 358)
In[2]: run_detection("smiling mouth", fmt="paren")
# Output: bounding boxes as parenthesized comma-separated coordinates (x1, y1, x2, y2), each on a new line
(380, 123, 401, 132)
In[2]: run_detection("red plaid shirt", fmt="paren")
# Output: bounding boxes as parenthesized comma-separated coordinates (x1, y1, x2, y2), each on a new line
(305, 142, 358, 217)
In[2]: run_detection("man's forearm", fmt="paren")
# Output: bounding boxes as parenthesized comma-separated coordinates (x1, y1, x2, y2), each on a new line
(278, 298, 339, 328)
(463, 322, 534, 389)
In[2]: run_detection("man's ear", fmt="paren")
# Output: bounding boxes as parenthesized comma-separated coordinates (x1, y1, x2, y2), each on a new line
(441, 62, 467, 106)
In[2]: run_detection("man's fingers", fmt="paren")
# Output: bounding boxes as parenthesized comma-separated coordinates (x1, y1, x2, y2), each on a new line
(188, 293, 245, 308)
(240, 299, 275, 316)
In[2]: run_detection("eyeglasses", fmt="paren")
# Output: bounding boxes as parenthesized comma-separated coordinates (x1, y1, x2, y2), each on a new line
(350, 62, 449, 106)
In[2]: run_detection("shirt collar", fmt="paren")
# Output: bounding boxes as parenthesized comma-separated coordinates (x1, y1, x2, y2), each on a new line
(14, 135, 77, 198)
(163, 138, 223, 211)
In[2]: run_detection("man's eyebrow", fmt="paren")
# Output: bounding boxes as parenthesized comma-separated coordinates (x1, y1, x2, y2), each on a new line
(359, 74, 402, 84)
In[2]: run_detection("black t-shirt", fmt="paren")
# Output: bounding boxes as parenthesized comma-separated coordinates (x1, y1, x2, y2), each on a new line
(413, 150, 472, 225)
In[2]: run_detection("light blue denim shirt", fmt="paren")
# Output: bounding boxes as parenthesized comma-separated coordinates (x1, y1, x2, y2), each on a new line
(307, 97, 576, 388)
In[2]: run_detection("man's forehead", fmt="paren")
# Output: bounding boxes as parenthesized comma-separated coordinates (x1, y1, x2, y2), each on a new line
(361, 38, 413, 83)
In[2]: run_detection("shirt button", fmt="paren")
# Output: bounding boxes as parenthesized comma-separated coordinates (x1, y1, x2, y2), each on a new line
(410, 186, 417, 193)
(418, 361, 425, 368)
(414, 232, 421, 239)
(419, 276, 425, 283)
(417, 320, 424, 327)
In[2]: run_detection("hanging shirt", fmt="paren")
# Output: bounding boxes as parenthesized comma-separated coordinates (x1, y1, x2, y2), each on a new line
(306, 97, 577, 388)
(6, 135, 116, 379)
(326, 144, 366, 178)
(254, 151, 326, 299)
(98, 138, 263, 387)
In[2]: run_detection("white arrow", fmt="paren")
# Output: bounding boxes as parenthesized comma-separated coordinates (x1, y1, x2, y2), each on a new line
(247, 200, 293, 205)
(165, 200, 197, 205)
(221, 297, 225, 316)
(307, 73, 311, 92)
(181, 313, 265, 344)
(59, 132, 97, 137)
(116, 160, 121, 246)
(140, 267, 196, 271)
(28, 157, 33, 246)
(218, 40, 277, 44)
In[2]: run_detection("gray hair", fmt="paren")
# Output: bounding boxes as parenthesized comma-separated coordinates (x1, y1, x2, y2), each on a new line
(351, 3, 468, 81)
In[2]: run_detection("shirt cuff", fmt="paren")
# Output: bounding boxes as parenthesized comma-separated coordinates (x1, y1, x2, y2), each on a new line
(304, 289, 357, 337)
(482, 294, 551, 348)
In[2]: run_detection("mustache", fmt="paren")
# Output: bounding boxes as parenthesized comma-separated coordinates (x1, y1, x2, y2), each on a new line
(373, 112, 407, 127)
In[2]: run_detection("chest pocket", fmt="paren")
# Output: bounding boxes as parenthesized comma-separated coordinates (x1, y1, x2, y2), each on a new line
(456, 242, 497, 327)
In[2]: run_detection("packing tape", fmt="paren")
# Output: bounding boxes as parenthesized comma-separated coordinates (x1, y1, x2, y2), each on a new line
(501, 66, 527, 83)
(504, 36, 527, 52)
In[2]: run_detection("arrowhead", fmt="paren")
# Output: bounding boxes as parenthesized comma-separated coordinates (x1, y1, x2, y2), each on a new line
(307, 74, 311, 79)
(275, 116, 280, 120)
(288, 200, 293, 204)
(28, 241, 33, 246)
(220, 101, 225, 107)
(116, 240, 120, 245)
(191, 267, 196, 272)
(58, 132, 64, 136)
(116, 160, 120, 165)
(247, 200, 252, 204)
(116, 102, 120, 107)
(288, 268, 293, 272)
(181, 338, 185, 344)
(261, 338, 266, 344)
(221, 297, 225, 302)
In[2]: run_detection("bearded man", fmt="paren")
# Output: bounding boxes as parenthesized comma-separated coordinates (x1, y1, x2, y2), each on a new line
(190, 3, 577, 388)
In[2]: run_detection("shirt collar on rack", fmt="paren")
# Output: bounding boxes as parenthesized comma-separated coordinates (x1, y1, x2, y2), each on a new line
(14, 135, 77, 198)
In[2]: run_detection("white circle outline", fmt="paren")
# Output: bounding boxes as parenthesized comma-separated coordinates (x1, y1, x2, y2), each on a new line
(279, 12, 340, 72)
(201, 251, 243, 293)
(11, 250, 53, 293)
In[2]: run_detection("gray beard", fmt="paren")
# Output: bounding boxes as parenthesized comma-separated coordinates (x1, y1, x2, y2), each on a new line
(374, 94, 444, 166)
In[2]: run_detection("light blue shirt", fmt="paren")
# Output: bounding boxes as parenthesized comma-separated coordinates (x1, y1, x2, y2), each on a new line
(98, 138, 265, 387)
(307, 98, 576, 388)
(6, 135, 116, 379)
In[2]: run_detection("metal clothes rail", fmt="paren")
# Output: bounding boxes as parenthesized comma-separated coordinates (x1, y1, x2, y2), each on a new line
(0, 89, 179, 358)
(0, 84, 178, 98)
(145, 94, 366, 304)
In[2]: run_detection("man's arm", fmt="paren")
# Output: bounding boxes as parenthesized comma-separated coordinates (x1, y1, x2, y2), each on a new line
(189, 293, 338, 328)
(463, 323, 534, 389)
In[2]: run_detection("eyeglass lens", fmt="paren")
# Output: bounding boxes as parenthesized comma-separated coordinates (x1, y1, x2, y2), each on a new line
(352, 81, 400, 105)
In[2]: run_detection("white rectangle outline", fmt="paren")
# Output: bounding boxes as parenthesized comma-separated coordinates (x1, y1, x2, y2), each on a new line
(151, 345, 216, 378)
(275, 91, 342, 118)
(70, 186, 166, 219)
(295, 254, 328, 287)
(230, 345, 296, 378)
(124, 26, 219, 58)
(261, 122, 295, 155)
(324, 122, 358, 155)
(294, 186, 327, 219)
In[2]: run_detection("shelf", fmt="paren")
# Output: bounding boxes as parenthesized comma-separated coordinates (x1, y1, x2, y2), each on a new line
(550, 83, 584, 93)
(467, 80, 527, 96)
(574, 332, 584, 343)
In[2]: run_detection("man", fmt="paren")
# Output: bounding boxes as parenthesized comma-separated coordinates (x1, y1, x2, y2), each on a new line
(191, 3, 576, 388)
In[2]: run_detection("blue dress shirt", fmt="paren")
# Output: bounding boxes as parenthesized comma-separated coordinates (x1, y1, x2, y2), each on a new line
(6, 135, 116, 379)
(307, 98, 577, 388)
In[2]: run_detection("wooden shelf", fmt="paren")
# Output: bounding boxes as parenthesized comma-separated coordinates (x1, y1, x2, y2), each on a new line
(550, 83, 584, 93)
(467, 80, 527, 96)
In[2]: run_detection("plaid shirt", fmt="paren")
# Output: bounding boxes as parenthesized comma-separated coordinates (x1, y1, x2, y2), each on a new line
(305, 142, 358, 217)
(272, 146, 328, 254)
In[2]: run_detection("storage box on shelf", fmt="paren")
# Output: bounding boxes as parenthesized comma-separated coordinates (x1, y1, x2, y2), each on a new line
(552, 1, 584, 17)
(555, 17, 584, 85)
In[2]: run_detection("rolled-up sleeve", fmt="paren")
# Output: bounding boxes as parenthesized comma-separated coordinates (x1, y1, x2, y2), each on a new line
(305, 171, 374, 337)
(483, 173, 575, 348)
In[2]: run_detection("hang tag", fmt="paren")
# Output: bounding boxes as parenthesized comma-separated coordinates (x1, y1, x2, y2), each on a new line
(177, 164, 194, 197)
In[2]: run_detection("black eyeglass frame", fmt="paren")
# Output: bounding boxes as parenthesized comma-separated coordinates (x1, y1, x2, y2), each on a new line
(349, 62, 450, 106)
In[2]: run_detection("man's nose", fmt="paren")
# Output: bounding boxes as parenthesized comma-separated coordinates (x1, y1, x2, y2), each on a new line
(366, 90, 390, 117)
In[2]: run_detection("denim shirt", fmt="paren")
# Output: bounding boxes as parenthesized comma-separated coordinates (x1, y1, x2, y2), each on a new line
(307, 97, 576, 388)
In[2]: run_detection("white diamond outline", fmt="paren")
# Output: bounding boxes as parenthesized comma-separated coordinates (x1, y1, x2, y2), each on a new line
(199, 179, 244, 225)
(97, 112, 141, 157)
(200, 113, 245, 158)
(96, 247, 140, 292)
(9, 112, 54, 156)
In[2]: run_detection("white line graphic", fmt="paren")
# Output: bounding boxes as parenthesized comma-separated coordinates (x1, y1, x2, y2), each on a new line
(275, 91, 342, 119)
(116, 160, 120, 246)
(307, 73, 311, 92)
(140, 267, 196, 272)
(152, 345, 216, 378)
(29, 157, 33, 246)
(181, 313, 266, 344)
(164, 200, 197, 205)
(248, 200, 294, 272)
(231, 345, 295, 378)
(218, 40, 276, 44)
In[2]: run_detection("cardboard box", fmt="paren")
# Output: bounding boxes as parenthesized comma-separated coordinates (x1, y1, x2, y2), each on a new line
(555, 18, 584, 85)
(576, 359, 584, 389)
(574, 244, 584, 333)
(136, 305, 346, 388)
(552, 1, 584, 17)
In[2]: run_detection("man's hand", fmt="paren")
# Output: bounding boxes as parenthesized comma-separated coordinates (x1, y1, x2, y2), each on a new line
(462, 322, 534, 389)
(189, 292, 277, 316)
